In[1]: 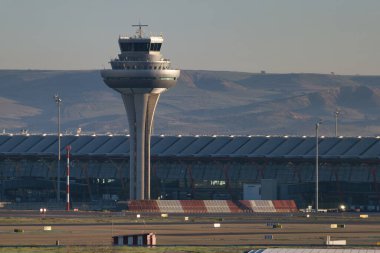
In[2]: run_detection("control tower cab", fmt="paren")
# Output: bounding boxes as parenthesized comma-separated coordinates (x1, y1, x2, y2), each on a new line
(101, 25, 180, 200)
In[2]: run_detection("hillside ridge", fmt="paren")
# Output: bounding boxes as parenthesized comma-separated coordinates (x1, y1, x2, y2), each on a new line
(1, 69, 380, 136)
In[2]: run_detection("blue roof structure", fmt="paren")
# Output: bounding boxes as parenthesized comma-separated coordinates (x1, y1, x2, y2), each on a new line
(0, 134, 379, 160)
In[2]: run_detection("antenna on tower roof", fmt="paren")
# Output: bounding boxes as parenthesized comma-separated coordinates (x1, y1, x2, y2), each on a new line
(132, 22, 148, 38)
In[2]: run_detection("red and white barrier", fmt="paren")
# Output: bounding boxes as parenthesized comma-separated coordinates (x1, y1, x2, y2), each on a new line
(204, 200, 232, 213)
(126, 200, 297, 213)
(241, 200, 277, 212)
(156, 200, 184, 213)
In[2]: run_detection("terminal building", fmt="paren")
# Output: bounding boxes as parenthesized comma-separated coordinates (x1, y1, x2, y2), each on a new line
(0, 134, 379, 210)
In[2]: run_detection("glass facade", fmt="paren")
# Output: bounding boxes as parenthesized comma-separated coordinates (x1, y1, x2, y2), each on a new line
(1, 156, 379, 210)
(119, 42, 150, 52)
(120, 42, 133, 52)
(150, 43, 162, 51)
(1, 135, 380, 210)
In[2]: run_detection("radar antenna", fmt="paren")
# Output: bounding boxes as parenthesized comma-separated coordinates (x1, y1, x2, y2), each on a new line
(132, 23, 148, 38)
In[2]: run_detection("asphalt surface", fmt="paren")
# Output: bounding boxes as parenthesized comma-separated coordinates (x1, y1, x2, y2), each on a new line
(0, 210, 379, 247)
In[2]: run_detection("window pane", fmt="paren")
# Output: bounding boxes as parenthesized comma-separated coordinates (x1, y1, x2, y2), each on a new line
(134, 43, 149, 51)
(120, 43, 132, 51)
(149, 43, 162, 51)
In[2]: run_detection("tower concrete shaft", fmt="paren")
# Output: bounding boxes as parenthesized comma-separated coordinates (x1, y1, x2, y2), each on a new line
(122, 93, 160, 200)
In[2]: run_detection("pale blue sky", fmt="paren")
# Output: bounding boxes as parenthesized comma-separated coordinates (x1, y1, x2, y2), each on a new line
(0, 0, 379, 74)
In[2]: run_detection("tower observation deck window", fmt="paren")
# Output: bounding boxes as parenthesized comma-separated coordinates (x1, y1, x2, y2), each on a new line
(120, 42, 150, 52)
(120, 43, 133, 52)
(150, 43, 162, 51)
(134, 42, 150, 51)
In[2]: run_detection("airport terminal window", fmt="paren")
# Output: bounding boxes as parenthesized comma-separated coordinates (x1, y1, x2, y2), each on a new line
(134, 42, 149, 51)
(150, 43, 162, 51)
(120, 42, 132, 52)
(210, 180, 226, 187)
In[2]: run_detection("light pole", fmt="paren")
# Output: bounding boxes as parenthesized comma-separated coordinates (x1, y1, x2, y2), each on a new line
(54, 94, 62, 202)
(66, 145, 71, 211)
(334, 109, 340, 137)
(315, 120, 322, 212)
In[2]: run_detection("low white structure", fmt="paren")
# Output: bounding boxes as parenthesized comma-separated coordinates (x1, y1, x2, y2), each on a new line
(113, 233, 156, 246)
(264, 234, 273, 240)
(326, 235, 346, 246)
(213, 223, 221, 228)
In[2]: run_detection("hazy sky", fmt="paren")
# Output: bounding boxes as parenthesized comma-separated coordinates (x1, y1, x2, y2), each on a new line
(1, 0, 379, 74)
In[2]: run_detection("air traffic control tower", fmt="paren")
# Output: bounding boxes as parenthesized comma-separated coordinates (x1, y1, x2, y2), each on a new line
(101, 25, 180, 200)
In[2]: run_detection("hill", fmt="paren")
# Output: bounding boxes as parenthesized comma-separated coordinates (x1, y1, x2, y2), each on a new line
(1, 69, 380, 136)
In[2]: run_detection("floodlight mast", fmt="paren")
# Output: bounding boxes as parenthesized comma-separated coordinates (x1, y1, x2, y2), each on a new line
(54, 94, 62, 202)
(66, 145, 71, 211)
(101, 25, 180, 200)
(315, 120, 322, 212)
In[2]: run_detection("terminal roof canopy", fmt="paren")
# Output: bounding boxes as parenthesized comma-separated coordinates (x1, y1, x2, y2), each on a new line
(0, 135, 380, 160)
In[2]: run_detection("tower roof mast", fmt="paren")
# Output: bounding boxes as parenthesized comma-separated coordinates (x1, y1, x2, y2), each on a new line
(132, 23, 148, 38)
